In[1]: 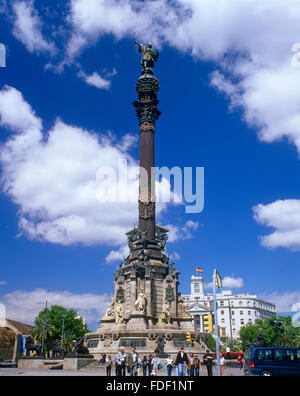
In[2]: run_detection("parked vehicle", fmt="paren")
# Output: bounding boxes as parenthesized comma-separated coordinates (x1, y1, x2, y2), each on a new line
(244, 347, 300, 376)
(0, 360, 17, 368)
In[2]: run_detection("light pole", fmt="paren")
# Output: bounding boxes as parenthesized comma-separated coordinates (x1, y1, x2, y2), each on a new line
(61, 315, 66, 349)
(41, 301, 48, 356)
(213, 270, 221, 376)
(0, 43, 5, 68)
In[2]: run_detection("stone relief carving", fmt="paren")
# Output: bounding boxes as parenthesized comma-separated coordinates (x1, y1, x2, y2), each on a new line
(114, 302, 125, 325)
(135, 290, 147, 313)
(158, 301, 171, 325)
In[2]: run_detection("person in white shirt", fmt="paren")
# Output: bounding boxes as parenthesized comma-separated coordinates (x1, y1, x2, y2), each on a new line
(151, 353, 160, 375)
(165, 355, 174, 376)
(217, 354, 226, 376)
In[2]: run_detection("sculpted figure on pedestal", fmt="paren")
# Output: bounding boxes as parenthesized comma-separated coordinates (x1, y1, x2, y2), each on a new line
(135, 290, 147, 313)
(158, 301, 171, 325)
(114, 302, 125, 325)
(105, 294, 115, 318)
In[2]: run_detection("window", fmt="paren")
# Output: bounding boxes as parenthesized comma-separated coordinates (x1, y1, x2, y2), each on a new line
(220, 301, 224, 306)
(239, 301, 243, 305)
(274, 350, 295, 361)
(240, 319, 244, 325)
(240, 311, 243, 315)
(232, 319, 235, 325)
(248, 311, 251, 315)
(255, 349, 273, 360)
(221, 310, 224, 315)
(221, 318, 225, 323)
(231, 311, 235, 315)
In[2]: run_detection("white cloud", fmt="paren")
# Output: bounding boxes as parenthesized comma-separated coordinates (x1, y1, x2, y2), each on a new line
(7, 0, 300, 155)
(0, 288, 110, 325)
(166, 220, 199, 242)
(0, 86, 176, 247)
(0, 281, 7, 286)
(206, 275, 244, 290)
(0, 86, 138, 246)
(78, 68, 117, 90)
(12, 0, 56, 55)
(66, 0, 300, 155)
(253, 200, 300, 250)
(105, 244, 129, 264)
(169, 251, 181, 261)
(260, 291, 300, 313)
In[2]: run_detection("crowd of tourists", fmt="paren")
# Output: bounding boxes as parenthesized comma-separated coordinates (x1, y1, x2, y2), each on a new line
(99, 347, 243, 376)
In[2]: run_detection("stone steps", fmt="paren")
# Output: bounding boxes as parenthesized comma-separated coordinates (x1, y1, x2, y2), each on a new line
(82, 362, 105, 370)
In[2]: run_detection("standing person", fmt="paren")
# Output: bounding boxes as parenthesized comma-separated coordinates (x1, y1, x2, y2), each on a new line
(203, 350, 214, 376)
(151, 353, 160, 376)
(105, 355, 113, 376)
(175, 347, 188, 376)
(165, 355, 174, 376)
(127, 347, 138, 376)
(137, 358, 142, 376)
(114, 347, 127, 376)
(218, 354, 226, 376)
(142, 355, 148, 376)
(237, 353, 243, 371)
(147, 354, 153, 376)
(226, 346, 231, 360)
(188, 352, 195, 376)
(194, 354, 201, 376)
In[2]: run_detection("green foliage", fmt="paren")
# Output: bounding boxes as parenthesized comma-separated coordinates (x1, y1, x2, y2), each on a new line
(239, 315, 300, 350)
(32, 305, 90, 354)
(221, 337, 243, 352)
(206, 333, 216, 352)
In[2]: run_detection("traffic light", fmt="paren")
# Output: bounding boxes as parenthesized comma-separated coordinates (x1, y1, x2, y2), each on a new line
(186, 332, 192, 344)
(203, 314, 213, 332)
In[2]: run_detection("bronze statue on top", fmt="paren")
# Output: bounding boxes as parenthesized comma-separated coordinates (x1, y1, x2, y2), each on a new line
(134, 40, 159, 69)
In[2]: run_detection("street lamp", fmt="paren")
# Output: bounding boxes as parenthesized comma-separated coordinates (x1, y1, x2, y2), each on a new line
(61, 315, 66, 349)
(41, 301, 48, 356)
(0, 43, 5, 68)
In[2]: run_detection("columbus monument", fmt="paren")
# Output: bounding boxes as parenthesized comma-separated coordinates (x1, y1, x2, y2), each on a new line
(86, 42, 207, 357)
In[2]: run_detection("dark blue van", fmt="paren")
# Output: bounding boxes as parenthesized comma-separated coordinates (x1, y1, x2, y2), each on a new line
(244, 347, 300, 376)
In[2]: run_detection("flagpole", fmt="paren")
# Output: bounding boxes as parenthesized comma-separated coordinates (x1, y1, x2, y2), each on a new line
(213, 269, 221, 376)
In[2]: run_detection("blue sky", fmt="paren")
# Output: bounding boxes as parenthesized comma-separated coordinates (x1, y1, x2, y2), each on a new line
(0, 0, 300, 330)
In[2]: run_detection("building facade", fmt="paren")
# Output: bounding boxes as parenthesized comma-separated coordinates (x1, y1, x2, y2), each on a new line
(0, 319, 34, 361)
(183, 276, 276, 338)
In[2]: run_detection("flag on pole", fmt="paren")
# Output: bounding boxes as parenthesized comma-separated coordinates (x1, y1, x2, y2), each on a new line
(0, 43, 6, 67)
(196, 267, 203, 273)
(215, 270, 222, 288)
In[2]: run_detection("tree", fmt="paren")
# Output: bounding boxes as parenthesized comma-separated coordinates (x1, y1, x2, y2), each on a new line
(239, 315, 300, 350)
(280, 317, 300, 347)
(206, 333, 216, 352)
(221, 337, 243, 352)
(32, 305, 90, 355)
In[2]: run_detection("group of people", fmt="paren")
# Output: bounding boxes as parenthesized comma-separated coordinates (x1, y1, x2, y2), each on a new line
(100, 347, 243, 376)
(101, 348, 163, 376)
